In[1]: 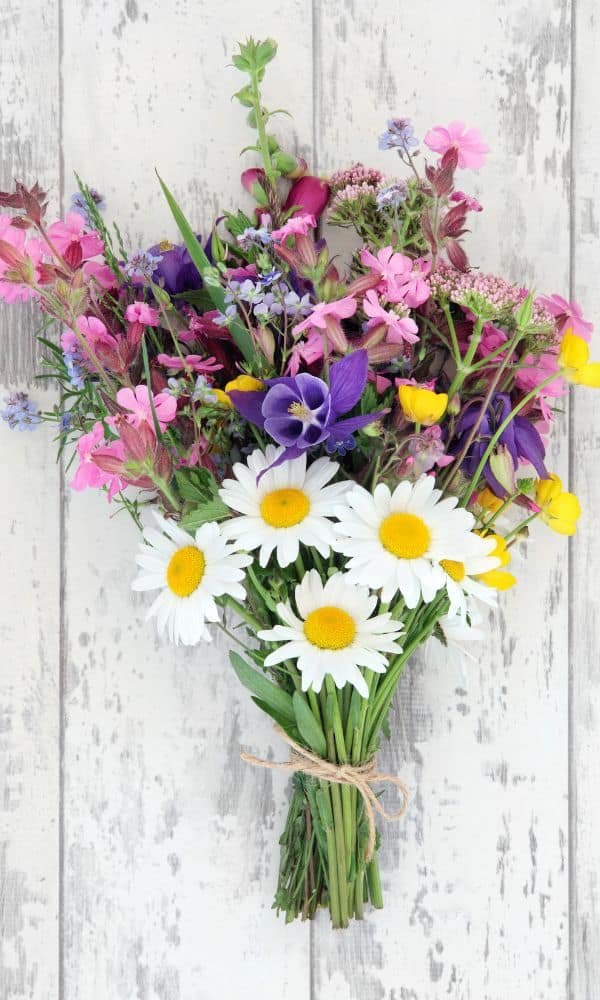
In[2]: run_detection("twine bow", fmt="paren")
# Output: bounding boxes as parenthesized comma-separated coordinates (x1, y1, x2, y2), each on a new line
(241, 725, 409, 862)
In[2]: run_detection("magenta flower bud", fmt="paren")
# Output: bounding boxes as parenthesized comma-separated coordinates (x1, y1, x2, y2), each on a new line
(284, 175, 330, 220)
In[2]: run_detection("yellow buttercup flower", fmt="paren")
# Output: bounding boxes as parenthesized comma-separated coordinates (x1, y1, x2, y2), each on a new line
(478, 486, 505, 514)
(559, 329, 600, 387)
(475, 534, 516, 590)
(212, 374, 264, 408)
(535, 474, 581, 535)
(398, 385, 448, 425)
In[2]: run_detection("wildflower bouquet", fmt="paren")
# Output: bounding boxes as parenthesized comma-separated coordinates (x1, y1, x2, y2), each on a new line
(1, 38, 597, 929)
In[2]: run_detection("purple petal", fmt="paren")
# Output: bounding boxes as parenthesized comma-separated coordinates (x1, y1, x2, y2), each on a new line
(329, 350, 368, 416)
(262, 383, 301, 419)
(513, 417, 548, 478)
(296, 373, 330, 411)
(264, 414, 305, 446)
(228, 390, 266, 427)
(328, 408, 386, 438)
(256, 444, 306, 483)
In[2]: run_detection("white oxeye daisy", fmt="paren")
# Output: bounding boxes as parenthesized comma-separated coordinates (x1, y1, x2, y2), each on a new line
(333, 475, 491, 608)
(426, 601, 487, 677)
(132, 513, 251, 646)
(257, 569, 404, 698)
(439, 540, 501, 617)
(218, 445, 349, 569)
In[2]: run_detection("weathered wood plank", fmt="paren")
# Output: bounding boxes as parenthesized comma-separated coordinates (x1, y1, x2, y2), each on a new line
(0, 2, 61, 998)
(312, 2, 571, 996)
(59, 3, 312, 997)
(570, 3, 600, 997)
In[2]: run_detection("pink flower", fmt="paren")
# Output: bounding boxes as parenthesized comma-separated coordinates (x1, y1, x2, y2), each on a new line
(116, 385, 177, 432)
(363, 290, 419, 345)
(515, 350, 563, 397)
(77, 315, 119, 354)
(0, 215, 44, 302)
(288, 328, 328, 375)
(82, 260, 116, 289)
(283, 176, 330, 219)
(450, 190, 483, 212)
(47, 212, 104, 267)
(271, 214, 316, 241)
(293, 295, 356, 355)
(476, 322, 508, 360)
(424, 122, 489, 170)
(125, 302, 160, 326)
(360, 246, 430, 307)
(156, 353, 223, 375)
(537, 293, 593, 340)
(70, 421, 126, 500)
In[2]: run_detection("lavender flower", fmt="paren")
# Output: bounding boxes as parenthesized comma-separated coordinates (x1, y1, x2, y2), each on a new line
(237, 226, 272, 249)
(63, 347, 85, 390)
(60, 412, 72, 432)
(192, 375, 215, 403)
(258, 268, 282, 287)
(376, 181, 408, 211)
(70, 188, 106, 225)
(379, 117, 419, 152)
(2, 392, 41, 431)
(254, 292, 284, 319)
(124, 248, 163, 281)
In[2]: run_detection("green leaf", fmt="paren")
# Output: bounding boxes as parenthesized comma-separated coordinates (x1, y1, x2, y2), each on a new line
(157, 173, 255, 363)
(173, 466, 218, 502)
(292, 692, 327, 757)
(233, 85, 255, 108)
(180, 498, 229, 531)
(251, 697, 300, 739)
(230, 651, 295, 725)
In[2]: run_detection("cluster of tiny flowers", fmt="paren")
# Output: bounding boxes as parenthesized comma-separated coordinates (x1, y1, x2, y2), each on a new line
(237, 226, 272, 249)
(329, 163, 384, 194)
(379, 117, 419, 152)
(62, 345, 85, 390)
(331, 182, 382, 210)
(515, 288, 554, 329)
(69, 188, 106, 226)
(429, 261, 522, 310)
(376, 181, 408, 211)
(1, 392, 41, 431)
(221, 277, 312, 323)
(124, 248, 163, 281)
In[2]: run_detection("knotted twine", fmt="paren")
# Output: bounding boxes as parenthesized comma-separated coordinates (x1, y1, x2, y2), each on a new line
(241, 724, 409, 862)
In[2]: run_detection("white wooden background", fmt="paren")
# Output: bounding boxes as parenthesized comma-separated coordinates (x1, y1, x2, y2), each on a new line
(1, 1, 598, 997)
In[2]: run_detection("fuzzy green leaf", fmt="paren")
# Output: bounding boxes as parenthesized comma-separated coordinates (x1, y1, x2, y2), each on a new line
(230, 651, 295, 725)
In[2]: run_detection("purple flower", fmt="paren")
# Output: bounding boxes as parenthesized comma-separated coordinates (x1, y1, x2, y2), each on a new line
(147, 240, 204, 296)
(70, 188, 106, 225)
(229, 350, 384, 466)
(451, 393, 547, 496)
(2, 392, 41, 431)
(124, 248, 164, 282)
(379, 117, 419, 153)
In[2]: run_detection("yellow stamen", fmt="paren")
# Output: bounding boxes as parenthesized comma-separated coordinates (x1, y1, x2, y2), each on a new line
(158, 239, 175, 252)
(304, 606, 356, 650)
(379, 512, 431, 559)
(166, 545, 205, 597)
(440, 558, 465, 582)
(260, 488, 310, 528)
(288, 401, 311, 420)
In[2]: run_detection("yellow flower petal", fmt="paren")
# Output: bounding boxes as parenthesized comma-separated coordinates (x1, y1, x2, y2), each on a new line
(572, 362, 600, 388)
(559, 330, 590, 371)
(398, 385, 448, 425)
(211, 388, 233, 408)
(225, 374, 264, 393)
(479, 568, 517, 590)
(535, 474, 562, 507)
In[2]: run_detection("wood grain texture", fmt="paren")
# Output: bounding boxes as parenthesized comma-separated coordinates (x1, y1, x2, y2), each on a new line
(570, 2, 600, 997)
(0, 2, 61, 999)
(0, 0, 598, 996)
(312, 2, 571, 997)
(59, 3, 312, 998)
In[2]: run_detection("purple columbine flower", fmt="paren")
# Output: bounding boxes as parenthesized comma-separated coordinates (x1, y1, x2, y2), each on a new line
(229, 350, 384, 466)
(147, 240, 204, 296)
(451, 392, 548, 497)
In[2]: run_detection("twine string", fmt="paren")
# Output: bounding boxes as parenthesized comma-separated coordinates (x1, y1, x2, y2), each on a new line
(241, 724, 409, 862)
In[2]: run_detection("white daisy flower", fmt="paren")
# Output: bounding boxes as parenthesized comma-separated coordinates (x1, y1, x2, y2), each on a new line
(439, 545, 501, 617)
(132, 513, 251, 645)
(218, 445, 349, 569)
(426, 601, 487, 678)
(333, 475, 493, 608)
(257, 569, 404, 698)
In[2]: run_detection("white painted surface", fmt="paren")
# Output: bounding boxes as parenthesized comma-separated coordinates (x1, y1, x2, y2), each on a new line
(0, 1, 597, 997)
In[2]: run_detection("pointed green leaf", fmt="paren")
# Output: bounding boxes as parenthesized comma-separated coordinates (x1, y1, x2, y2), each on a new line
(230, 651, 295, 725)
(292, 692, 327, 757)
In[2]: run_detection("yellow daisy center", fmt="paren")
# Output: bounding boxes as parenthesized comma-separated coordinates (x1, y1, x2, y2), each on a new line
(166, 545, 206, 597)
(440, 558, 465, 582)
(379, 512, 430, 559)
(304, 606, 356, 650)
(260, 488, 310, 528)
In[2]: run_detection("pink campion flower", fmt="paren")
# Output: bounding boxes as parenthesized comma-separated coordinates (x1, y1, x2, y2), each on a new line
(360, 246, 410, 290)
(271, 213, 317, 241)
(287, 328, 329, 375)
(70, 421, 126, 500)
(514, 350, 563, 397)
(156, 353, 223, 375)
(405, 426, 454, 476)
(115, 385, 177, 432)
(537, 293, 594, 340)
(82, 260, 116, 289)
(293, 295, 356, 354)
(424, 122, 489, 170)
(450, 190, 483, 212)
(47, 212, 104, 267)
(476, 322, 508, 360)
(77, 315, 119, 354)
(0, 215, 44, 302)
(360, 246, 430, 307)
(125, 302, 160, 326)
(363, 290, 419, 345)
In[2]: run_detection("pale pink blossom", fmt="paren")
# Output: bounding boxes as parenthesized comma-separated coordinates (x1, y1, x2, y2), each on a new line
(116, 385, 177, 431)
(450, 191, 483, 212)
(360, 246, 410, 290)
(271, 213, 317, 241)
(156, 353, 223, 374)
(47, 212, 104, 266)
(0, 215, 44, 302)
(70, 422, 126, 500)
(424, 121, 489, 170)
(294, 295, 357, 334)
(77, 315, 119, 354)
(360, 246, 430, 307)
(288, 328, 328, 375)
(515, 350, 563, 397)
(537, 293, 593, 340)
(363, 290, 419, 345)
(125, 302, 160, 326)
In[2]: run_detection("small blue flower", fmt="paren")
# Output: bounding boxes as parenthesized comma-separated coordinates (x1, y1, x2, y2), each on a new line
(326, 434, 357, 457)
(376, 181, 408, 211)
(258, 268, 282, 287)
(192, 375, 214, 403)
(63, 349, 85, 390)
(124, 248, 163, 281)
(379, 117, 419, 153)
(236, 279, 264, 306)
(2, 392, 41, 431)
(60, 412, 72, 432)
(70, 188, 106, 225)
(283, 289, 313, 317)
(237, 226, 272, 249)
